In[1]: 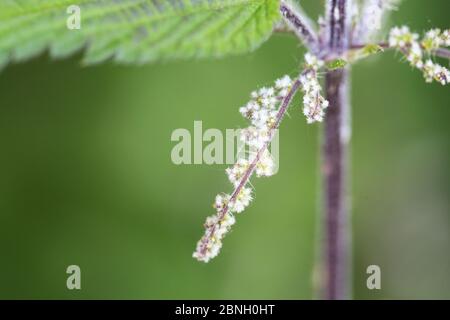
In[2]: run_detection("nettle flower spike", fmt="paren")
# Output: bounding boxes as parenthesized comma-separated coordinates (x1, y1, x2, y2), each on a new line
(389, 26, 450, 85)
(301, 54, 329, 124)
(193, 73, 305, 263)
(193, 53, 330, 262)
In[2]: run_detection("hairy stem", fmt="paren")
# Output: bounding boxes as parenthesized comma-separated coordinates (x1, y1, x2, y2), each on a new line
(280, 1, 318, 53)
(326, 0, 350, 53)
(433, 48, 450, 60)
(322, 68, 351, 300)
(321, 0, 351, 300)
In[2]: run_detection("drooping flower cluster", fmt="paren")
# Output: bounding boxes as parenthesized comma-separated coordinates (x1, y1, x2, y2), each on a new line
(301, 54, 329, 124)
(389, 26, 450, 85)
(193, 74, 296, 263)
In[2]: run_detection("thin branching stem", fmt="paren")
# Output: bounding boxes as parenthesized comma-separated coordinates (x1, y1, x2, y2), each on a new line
(434, 48, 450, 60)
(350, 42, 450, 60)
(280, 0, 318, 53)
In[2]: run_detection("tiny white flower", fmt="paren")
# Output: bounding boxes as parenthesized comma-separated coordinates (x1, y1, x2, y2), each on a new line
(441, 30, 450, 46)
(226, 158, 250, 187)
(389, 25, 419, 49)
(220, 212, 236, 228)
(258, 87, 272, 97)
(213, 193, 230, 212)
(422, 28, 443, 51)
(266, 87, 275, 97)
(434, 65, 450, 85)
(205, 215, 219, 227)
(252, 108, 278, 130)
(300, 70, 329, 124)
(275, 75, 292, 90)
(231, 187, 252, 213)
(407, 42, 423, 68)
(423, 59, 435, 83)
(304, 53, 324, 70)
(239, 101, 260, 120)
(254, 150, 275, 177)
(214, 226, 228, 239)
(421, 59, 449, 85)
(279, 88, 289, 97)
(240, 126, 270, 149)
(207, 241, 221, 258)
(261, 96, 277, 108)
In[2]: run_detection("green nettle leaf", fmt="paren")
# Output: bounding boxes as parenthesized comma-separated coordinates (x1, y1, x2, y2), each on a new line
(0, 0, 281, 68)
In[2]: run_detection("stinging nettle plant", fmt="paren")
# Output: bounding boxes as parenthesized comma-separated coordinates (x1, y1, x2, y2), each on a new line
(0, 0, 449, 299)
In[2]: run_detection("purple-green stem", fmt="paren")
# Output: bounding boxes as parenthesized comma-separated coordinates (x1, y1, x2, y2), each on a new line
(322, 68, 351, 300)
(322, 0, 351, 300)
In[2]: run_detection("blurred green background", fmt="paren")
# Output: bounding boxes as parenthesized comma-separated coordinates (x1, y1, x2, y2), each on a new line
(0, 1, 449, 299)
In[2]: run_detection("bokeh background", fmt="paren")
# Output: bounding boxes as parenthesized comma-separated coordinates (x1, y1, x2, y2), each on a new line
(0, 0, 449, 299)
